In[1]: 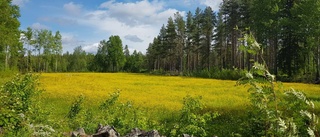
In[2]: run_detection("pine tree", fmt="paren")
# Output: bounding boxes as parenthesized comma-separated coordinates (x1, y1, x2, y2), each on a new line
(201, 6, 216, 70)
(174, 12, 186, 72)
(185, 11, 194, 71)
(165, 17, 177, 71)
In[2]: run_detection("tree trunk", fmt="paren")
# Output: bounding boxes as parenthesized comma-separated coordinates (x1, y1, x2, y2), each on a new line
(55, 55, 58, 72)
(5, 45, 9, 70)
(317, 37, 320, 79)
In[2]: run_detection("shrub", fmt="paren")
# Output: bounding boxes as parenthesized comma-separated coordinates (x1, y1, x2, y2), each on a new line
(238, 31, 319, 136)
(65, 91, 150, 135)
(168, 96, 219, 137)
(98, 91, 148, 135)
(0, 73, 43, 135)
(67, 94, 85, 119)
(183, 68, 245, 80)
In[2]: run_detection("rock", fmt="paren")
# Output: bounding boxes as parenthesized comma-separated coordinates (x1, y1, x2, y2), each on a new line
(138, 130, 164, 137)
(71, 128, 87, 137)
(182, 134, 194, 137)
(92, 125, 120, 137)
(124, 128, 146, 137)
(124, 128, 166, 137)
(69, 126, 167, 137)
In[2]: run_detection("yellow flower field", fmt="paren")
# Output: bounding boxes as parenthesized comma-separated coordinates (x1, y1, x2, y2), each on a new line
(39, 73, 320, 116)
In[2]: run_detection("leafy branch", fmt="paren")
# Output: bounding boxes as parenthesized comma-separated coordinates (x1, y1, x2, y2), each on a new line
(238, 30, 319, 136)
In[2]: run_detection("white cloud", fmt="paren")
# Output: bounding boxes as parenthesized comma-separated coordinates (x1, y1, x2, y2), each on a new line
(58, 0, 185, 53)
(100, 0, 163, 17)
(31, 22, 49, 30)
(61, 33, 78, 45)
(82, 43, 99, 53)
(61, 32, 86, 52)
(124, 35, 143, 43)
(72, 0, 183, 53)
(200, 0, 223, 11)
(99, 0, 165, 26)
(63, 2, 83, 16)
(12, 0, 29, 7)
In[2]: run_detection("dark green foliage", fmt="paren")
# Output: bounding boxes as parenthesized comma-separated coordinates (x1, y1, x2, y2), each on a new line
(144, 1, 320, 81)
(184, 68, 246, 80)
(124, 50, 145, 73)
(94, 40, 109, 72)
(68, 46, 88, 72)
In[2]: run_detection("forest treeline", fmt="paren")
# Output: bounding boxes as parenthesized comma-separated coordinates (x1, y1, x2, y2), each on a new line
(1, 0, 320, 82)
(146, 0, 320, 81)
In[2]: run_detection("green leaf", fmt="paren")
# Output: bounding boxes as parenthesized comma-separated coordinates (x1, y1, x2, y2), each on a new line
(239, 45, 247, 51)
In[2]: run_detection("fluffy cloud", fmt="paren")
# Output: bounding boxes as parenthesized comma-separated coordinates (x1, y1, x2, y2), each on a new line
(200, 0, 223, 11)
(12, 0, 29, 7)
(73, 0, 183, 53)
(82, 43, 99, 53)
(124, 35, 143, 43)
(63, 2, 83, 16)
(61, 32, 86, 52)
(61, 33, 78, 45)
(99, 0, 164, 26)
(31, 22, 49, 30)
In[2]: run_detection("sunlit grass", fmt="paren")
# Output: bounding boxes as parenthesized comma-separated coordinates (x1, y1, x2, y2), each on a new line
(38, 73, 320, 118)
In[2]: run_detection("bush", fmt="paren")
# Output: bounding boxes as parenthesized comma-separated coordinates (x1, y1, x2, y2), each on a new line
(98, 92, 149, 134)
(238, 31, 319, 136)
(166, 96, 219, 137)
(65, 91, 150, 135)
(184, 68, 246, 80)
(0, 73, 44, 135)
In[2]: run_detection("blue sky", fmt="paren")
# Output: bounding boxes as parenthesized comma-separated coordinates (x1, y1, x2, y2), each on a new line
(13, 0, 222, 54)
